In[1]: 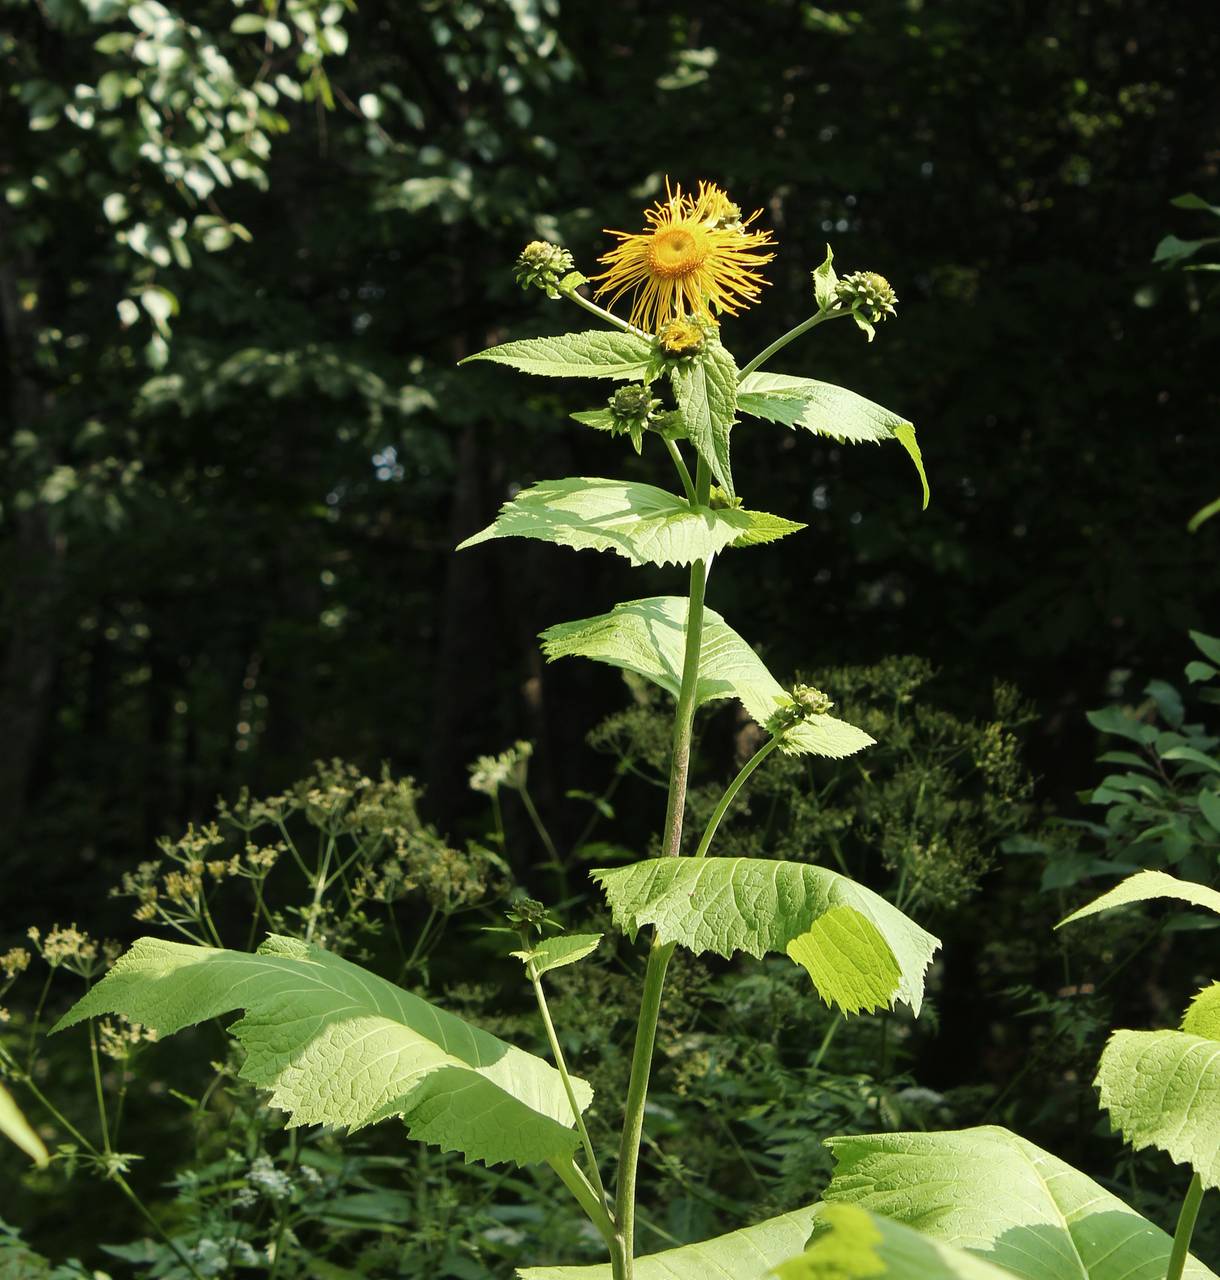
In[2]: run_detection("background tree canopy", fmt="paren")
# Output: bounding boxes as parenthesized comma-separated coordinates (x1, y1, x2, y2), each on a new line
(2, 0, 1220, 1263)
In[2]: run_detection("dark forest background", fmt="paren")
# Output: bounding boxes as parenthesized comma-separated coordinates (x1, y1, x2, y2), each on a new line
(2, 0, 1220, 1271)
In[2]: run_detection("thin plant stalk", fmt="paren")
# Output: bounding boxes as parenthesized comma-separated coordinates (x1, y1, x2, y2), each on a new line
(692, 735, 783, 860)
(526, 959, 609, 1216)
(613, 457, 712, 1279)
(737, 307, 849, 380)
(1166, 1171, 1205, 1280)
(561, 284, 649, 338)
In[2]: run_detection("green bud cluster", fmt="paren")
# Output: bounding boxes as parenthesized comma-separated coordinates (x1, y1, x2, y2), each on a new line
(505, 894, 549, 933)
(607, 383, 661, 454)
(834, 270, 898, 325)
(708, 485, 742, 510)
(513, 240, 580, 299)
(767, 682, 835, 736)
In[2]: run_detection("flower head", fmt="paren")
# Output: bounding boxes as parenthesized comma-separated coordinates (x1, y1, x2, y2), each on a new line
(835, 271, 897, 324)
(593, 180, 775, 333)
(514, 241, 579, 299)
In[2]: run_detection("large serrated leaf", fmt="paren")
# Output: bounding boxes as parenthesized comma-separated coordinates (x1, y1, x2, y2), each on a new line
(1096, 1028, 1220, 1188)
(461, 331, 653, 380)
(517, 1205, 818, 1279)
(776, 1203, 1022, 1280)
(459, 478, 803, 567)
(53, 936, 590, 1169)
(737, 372, 927, 507)
(671, 341, 738, 497)
(592, 857, 937, 1015)
(1057, 868, 1220, 928)
(823, 1125, 1218, 1280)
(539, 596, 874, 759)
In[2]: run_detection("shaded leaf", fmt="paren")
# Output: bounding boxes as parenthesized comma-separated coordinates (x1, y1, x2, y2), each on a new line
(592, 857, 937, 1015)
(518, 1205, 819, 1279)
(459, 478, 802, 567)
(53, 936, 590, 1168)
(539, 596, 875, 759)
(823, 1125, 1218, 1280)
(776, 1203, 1021, 1280)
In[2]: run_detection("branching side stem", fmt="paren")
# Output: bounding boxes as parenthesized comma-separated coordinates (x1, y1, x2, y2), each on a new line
(693, 735, 783, 860)
(737, 307, 850, 380)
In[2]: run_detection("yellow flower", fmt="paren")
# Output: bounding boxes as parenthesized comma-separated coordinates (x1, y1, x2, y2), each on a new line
(593, 180, 775, 333)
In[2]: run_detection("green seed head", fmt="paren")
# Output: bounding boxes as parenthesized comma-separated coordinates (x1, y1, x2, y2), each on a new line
(834, 270, 898, 324)
(513, 240, 577, 298)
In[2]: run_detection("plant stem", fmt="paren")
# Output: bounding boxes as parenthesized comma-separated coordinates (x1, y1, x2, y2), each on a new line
(663, 437, 697, 504)
(519, 783, 568, 898)
(613, 937, 677, 1278)
(613, 458, 712, 1279)
(657, 459, 712, 861)
(692, 735, 783, 860)
(561, 285, 648, 338)
(547, 1155, 616, 1249)
(527, 963, 608, 1215)
(1166, 1171, 1205, 1280)
(737, 308, 849, 381)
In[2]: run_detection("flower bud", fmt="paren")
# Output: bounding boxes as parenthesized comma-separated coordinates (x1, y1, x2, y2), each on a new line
(513, 240, 579, 299)
(767, 682, 835, 736)
(657, 316, 709, 357)
(834, 271, 898, 324)
(607, 384, 660, 454)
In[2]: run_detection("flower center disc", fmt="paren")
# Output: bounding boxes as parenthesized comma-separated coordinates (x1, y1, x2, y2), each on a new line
(647, 227, 708, 278)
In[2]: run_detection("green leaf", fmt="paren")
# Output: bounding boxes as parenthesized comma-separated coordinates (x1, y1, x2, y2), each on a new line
(0, 1082, 49, 1167)
(811, 244, 839, 312)
(512, 933, 602, 977)
(1057, 868, 1220, 927)
(592, 857, 938, 1015)
(892, 423, 930, 510)
(517, 1205, 819, 1279)
(1162, 745, 1220, 774)
(671, 340, 739, 497)
(1182, 982, 1220, 1039)
(1191, 631, 1220, 666)
(776, 1203, 1022, 1280)
(737, 372, 926, 506)
(1084, 705, 1156, 745)
(1186, 661, 1219, 684)
(823, 1125, 1219, 1280)
(1096, 1028, 1220, 1187)
(1171, 193, 1220, 217)
(461, 331, 653, 380)
(1155, 233, 1220, 266)
(459, 478, 803, 567)
(1199, 789, 1220, 832)
(737, 372, 909, 443)
(539, 596, 875, 759)
(53, 935, 591, 1168)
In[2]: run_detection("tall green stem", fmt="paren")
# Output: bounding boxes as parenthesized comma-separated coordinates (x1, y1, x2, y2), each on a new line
(692, 735, 782, 860)
(613, 458, 712, 1279)
(737, 307, 849, 381)
(1166, 1171, 1205, 1280)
